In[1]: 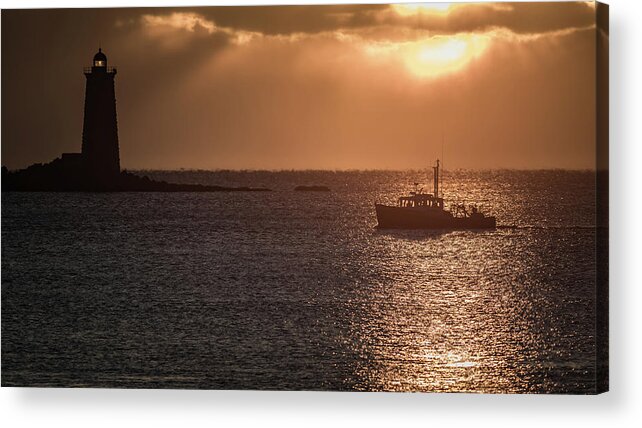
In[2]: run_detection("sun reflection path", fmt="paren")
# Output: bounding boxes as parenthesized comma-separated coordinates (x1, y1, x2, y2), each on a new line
(347, 229, 545, 393)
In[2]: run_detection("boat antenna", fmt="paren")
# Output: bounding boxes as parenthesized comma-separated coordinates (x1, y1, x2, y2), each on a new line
(441, 125, 445, 198)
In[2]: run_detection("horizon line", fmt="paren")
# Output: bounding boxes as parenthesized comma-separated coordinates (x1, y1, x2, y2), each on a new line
(126, 167, 602, 173)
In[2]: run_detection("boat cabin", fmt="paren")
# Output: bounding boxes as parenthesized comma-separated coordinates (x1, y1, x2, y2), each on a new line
(398, 193, 444, 209)
(394, 160, 445, 209)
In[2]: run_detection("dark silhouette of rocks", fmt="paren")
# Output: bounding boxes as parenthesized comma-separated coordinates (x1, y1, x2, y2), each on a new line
(2, 48, 270, 193)
(2, 160, 270, 192)
(294, 185, 330, 191)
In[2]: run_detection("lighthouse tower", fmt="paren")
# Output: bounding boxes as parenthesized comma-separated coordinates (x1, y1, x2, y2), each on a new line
(81, 48, 120, 182)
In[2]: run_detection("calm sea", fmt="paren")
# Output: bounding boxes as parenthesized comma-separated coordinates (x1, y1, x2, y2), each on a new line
(1, 170, 604, 393)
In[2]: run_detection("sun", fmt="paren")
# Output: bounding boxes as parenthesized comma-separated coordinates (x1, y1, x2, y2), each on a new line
(417, 39, 467, 63)
(401, 35, 490, 78)
(392, 3, 458, 16)
(365, 34, 490, 79)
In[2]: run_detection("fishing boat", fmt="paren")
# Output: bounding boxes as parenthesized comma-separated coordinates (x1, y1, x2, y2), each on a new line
(375, 160, 496, 229)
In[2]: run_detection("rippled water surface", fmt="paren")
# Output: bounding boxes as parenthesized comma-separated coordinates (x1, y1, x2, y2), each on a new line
(2, 170, 602, 392)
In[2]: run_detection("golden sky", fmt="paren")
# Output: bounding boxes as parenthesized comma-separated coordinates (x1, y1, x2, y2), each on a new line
(1, 2, 603, 170)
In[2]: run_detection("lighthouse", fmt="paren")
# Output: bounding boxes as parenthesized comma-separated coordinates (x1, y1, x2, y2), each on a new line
(4, 48, 261, 192)
(81, 48, 120, 182)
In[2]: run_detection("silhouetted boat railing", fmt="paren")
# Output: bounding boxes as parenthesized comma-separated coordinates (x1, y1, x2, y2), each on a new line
(83, 66, 117, 74)
(497, 224, 600, 230)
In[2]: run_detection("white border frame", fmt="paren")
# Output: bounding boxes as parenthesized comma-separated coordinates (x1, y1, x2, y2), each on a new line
(1, 1, 640, 427)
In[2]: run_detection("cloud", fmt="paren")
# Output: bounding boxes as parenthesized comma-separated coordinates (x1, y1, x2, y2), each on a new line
(185, 4, 388, 36)
(142, 12, 217, 34)
(160, 2, 596, 39)
(372, 2, 595, 36)
(133, 2, 597, 78)
(140, 12, 260, 47)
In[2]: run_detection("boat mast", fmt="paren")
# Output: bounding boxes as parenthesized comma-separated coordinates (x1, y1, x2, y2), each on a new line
(433, 159, 439, 198)
(441, 129, 444, 199)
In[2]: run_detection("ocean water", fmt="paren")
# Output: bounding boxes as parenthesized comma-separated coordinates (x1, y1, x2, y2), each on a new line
(1, 170, 604, 392)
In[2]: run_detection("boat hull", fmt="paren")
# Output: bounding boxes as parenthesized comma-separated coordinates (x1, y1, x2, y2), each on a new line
(375, 204, 496, 229)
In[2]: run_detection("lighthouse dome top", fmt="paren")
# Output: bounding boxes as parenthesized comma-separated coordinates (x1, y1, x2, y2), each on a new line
(93, 48, 107, 67)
